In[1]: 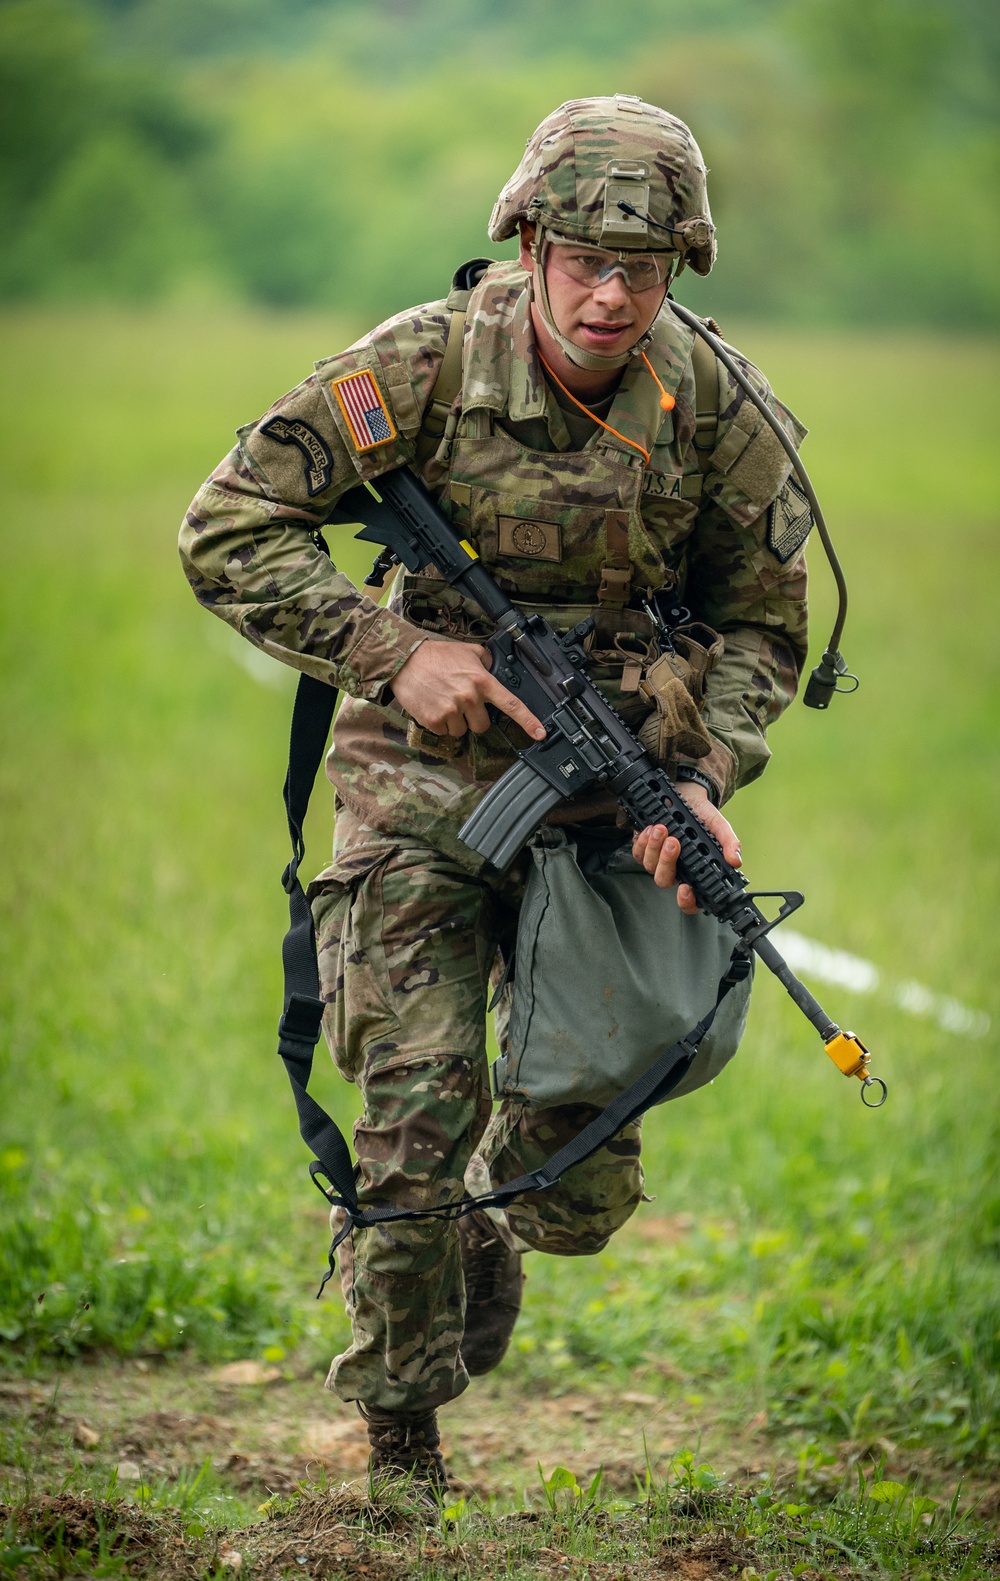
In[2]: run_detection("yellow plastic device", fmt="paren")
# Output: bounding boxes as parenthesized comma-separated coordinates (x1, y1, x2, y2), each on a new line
(824, 1029, 886, 1105)
(824, 1030, 870, 1080)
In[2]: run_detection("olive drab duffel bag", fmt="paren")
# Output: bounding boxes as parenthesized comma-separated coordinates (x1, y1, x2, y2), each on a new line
(490, 827, 754, 1110)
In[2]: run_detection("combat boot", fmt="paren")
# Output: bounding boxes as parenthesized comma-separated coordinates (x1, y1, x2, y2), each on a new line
(459, 1209, 525, 1376)
(360, 1404, 448, 1496)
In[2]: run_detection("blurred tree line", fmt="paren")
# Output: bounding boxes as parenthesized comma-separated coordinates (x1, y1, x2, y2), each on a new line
(1, 0, 997, 324)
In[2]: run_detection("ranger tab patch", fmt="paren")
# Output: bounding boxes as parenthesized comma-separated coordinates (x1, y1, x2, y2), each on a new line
(767, 475, 814, 563)
(259, 416, 333, 496)
(331, 369, 397, 452)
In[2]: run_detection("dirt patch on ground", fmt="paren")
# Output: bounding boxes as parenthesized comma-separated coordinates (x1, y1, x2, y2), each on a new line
(237, 1485, 423, 1579)
(0, 1359, 701, 1506)
(234, 1491, 760, 1580)
(2, 1358, 996, 1579)
(0, 1489, 764, 1581)
(1, 1493, 206, 1579)
(0, 1352, 989, 1515)
(5, 1482, 994, 1580)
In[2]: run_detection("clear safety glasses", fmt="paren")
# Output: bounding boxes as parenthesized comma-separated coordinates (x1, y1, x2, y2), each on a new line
(544, 235, 675, 293)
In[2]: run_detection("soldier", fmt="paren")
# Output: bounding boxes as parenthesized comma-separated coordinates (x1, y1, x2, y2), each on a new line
(180, 95, 809, 1491)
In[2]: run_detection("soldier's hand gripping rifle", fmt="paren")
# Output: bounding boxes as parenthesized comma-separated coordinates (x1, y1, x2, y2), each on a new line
(334, 465, 886, 1106)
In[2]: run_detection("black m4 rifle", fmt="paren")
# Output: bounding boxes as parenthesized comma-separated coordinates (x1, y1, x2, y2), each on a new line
(332, 465, 886, 1106)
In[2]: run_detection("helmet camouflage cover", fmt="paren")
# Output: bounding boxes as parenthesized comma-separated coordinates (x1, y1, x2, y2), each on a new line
(489, 94, 716, 274)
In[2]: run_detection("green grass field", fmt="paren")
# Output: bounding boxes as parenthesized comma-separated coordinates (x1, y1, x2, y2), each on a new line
(1, 306, 998, 1576)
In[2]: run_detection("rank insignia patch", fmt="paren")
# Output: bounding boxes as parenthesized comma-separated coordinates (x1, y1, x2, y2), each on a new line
(767, 475, 814, 563)
(330, 369, 397, 452)
(259, 416, 333, 496)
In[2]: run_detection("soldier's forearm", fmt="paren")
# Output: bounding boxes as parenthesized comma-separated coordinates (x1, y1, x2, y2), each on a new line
(695, 624, 803, 798)
(179, 483, 426, 700)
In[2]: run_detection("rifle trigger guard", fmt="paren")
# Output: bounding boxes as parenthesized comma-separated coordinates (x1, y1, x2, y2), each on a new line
(737, 889, 805, 947)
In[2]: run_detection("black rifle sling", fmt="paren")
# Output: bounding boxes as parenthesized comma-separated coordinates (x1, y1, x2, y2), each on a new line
(276, 671, 359, 1210)
(274, 675, 747, 1284)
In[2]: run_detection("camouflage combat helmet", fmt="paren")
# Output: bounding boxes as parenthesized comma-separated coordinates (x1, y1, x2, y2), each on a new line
(489, 95, 715, 372)
(490, 95, 716, 268)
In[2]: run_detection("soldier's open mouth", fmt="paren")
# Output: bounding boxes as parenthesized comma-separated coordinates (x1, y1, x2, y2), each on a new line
(580, 322, 631, 341)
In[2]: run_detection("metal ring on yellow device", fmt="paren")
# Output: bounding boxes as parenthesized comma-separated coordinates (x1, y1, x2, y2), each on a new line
(861, 1076, 888, 1108)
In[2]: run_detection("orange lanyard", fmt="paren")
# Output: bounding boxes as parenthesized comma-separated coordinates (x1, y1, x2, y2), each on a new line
(536, 350, 675, 469)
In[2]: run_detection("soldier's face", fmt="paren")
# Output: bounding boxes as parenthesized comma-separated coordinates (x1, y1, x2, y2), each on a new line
(519, 223, 667, 360)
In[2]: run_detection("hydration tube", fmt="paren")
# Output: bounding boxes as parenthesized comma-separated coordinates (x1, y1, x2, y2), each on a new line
(618, 199, 859, 711)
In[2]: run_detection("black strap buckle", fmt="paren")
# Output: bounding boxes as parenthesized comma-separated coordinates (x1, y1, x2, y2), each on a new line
(278, 993, 325, 1052)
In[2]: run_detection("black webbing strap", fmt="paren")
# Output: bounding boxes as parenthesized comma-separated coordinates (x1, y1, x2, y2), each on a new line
(276, 672, 359, 1212)
(276, 671, 750, 1295)
(310, 950, 749, 1293)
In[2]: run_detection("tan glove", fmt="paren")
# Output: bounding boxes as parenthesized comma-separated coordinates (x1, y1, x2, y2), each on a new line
(637, 657, 713, 763)
(635, 624, 724, 765)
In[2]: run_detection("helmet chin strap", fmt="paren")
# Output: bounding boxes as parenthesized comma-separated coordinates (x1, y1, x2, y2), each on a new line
(529, 225, 665, 373)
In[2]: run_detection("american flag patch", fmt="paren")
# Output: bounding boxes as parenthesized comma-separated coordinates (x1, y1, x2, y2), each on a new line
(330, 369, 397, 452)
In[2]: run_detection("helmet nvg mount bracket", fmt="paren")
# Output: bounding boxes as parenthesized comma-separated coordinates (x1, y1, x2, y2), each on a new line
(600, 162, 652, 249)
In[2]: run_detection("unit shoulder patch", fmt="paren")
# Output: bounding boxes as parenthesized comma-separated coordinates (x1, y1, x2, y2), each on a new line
(766, 476, 814, 563)
(330, 369, 398, 453)
(259, 416, 333, 497)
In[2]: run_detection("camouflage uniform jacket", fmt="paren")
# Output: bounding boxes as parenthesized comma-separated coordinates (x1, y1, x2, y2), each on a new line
(180, 262, 809, 871)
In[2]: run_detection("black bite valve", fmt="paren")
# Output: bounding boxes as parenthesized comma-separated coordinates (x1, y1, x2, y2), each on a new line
(804, 648, 859, 710)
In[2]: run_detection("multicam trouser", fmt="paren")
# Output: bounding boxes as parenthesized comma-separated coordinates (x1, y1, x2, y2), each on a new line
(309, 807, 645, 1413)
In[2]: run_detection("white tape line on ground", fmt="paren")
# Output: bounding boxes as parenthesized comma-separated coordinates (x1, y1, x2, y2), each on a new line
(777, 928, 990, 1038)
